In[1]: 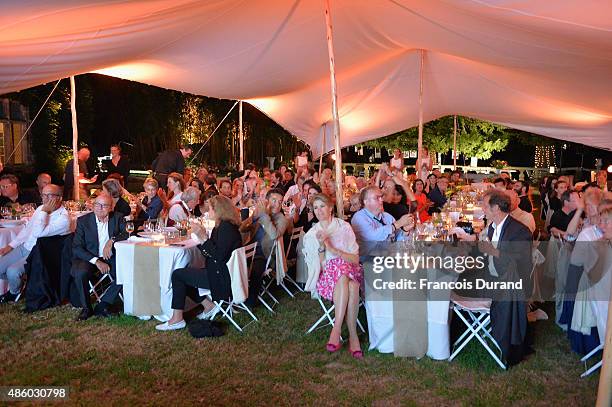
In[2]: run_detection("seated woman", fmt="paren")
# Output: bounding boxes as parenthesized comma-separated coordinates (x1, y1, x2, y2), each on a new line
(136, 178, 164, 225)
(156, 195, 243, 331)
(303, 194, 364, 359)
(412, 179, 431, 222)
(168, 186, 200, 226)
(102, 178, 131, 218)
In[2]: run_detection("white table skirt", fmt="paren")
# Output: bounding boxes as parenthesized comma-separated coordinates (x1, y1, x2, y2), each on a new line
(115, 239, 205, 321)
(0, 225, 24, 295)
(365, 300, 451, 360)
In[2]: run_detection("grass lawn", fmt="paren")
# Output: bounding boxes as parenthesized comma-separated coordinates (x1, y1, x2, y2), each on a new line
(0, 293, 599, 406)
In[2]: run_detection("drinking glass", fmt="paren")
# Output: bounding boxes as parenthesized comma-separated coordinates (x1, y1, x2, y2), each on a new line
(126, 221, 134, 238)
(1, 206, 11, 219)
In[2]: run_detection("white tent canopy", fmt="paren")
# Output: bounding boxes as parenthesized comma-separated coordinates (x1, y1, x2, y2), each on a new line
(1, 0, 611, 155)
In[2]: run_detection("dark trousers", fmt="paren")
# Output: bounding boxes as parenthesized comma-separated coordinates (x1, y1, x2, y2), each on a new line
(71, 258, 120, 311)
(154, 174, 168, 192)
(171, 267, 210, 310)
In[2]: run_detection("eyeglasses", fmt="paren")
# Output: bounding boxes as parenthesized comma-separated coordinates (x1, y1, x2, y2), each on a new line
(93, 203, 111, 209)
(41, 193, 61, 198)
(0, 184, 15, 189)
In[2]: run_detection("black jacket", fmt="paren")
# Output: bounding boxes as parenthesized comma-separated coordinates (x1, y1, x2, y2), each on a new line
(485, 215, 533, 362)
(151, 150, 185, 175)
(73, 212, 128, 263)
(198, 220, 242, 301)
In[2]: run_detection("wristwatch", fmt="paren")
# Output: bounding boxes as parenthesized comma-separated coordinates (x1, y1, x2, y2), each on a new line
(318, 246, 326, 253)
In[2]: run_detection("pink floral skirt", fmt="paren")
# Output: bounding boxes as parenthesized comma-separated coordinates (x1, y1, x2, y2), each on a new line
(316, 257, 363, 301)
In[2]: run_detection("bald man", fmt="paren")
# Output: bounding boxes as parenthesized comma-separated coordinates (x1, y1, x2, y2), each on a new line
(71, 193, 128, 320)
(506, 190, 536, 234)
(29, 173, 52, 206)
(0, 185, 71, 304)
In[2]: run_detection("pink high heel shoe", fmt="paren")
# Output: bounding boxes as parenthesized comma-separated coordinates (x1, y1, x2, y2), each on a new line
(326, 342, 342, 353)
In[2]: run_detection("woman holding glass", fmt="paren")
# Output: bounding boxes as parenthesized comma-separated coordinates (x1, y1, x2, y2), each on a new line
(156, 195, 242, 331)
(303, 194, 364, 359)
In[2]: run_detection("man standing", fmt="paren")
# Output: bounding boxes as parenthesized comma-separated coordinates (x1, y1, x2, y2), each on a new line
(63, 147, 97, 200)
(71, 193, 128, 320)
(151, 144, 193, 190)
(0, 185, 71, 303)
(478, 189, 533, 366)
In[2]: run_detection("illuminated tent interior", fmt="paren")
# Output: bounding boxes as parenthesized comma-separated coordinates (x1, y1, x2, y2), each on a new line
(0, 0, 611, 156)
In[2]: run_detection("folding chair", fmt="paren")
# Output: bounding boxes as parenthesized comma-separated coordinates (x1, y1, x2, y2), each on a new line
(283, 227, 304, 294)
(89, 273, 114, 303)
(305, 295, 366, 335)
(449, 293, 506, 369)
(204, 242, 259, 332)
(258, 239, 288, 313)
(580, 344, 603, 378)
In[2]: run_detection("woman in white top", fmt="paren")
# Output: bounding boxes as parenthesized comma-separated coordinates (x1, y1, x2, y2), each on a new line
(418, 146, 432, 182)
(389, 148, 404, 174)
(303, 194, 364, 359)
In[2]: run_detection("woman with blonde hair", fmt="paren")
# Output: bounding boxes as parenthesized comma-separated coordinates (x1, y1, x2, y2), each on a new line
(156, 195, 242, 331)
(136, 178, 165, 223)
(303, 194, 364, 358)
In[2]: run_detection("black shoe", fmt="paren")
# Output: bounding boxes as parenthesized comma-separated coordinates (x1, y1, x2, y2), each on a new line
(76, 308, 93, 321)
(93, 303, 112, 318)
(0, 291, 17, 304)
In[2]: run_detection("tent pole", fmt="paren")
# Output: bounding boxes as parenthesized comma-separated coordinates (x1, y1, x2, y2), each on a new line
(417, 49, 424, 176)
(324, 0, 344, 218)
(70, 76, 79, 201)
(239, 100, 244, 171)
(318, 124, 326, 179)
(453, 115, 457, 170)
(596, 295, 612, 406)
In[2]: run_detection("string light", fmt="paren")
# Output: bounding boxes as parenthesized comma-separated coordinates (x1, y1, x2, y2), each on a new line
(535, 145, 555, 168)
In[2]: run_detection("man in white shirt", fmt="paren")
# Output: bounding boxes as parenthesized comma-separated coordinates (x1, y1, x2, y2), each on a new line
(0, 184, 70, 304)
(71, 193, 127, 320)
(506, 190, 536, 235)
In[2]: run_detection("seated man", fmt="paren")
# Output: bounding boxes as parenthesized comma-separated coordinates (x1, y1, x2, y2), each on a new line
(0, 174, 36, 206)
(427, 176, 448, 214)
(506, 190, 536, 234)
(548, 190, 582, 238)
(0, 184, 71, 303)
(71, 193, 128, 320)
(240, 188, 292, 304)
(29, 173, 52, 206)
(513, 180, 533, 213)
(240, 188, 291, 259)
(351, 186, 413, 246)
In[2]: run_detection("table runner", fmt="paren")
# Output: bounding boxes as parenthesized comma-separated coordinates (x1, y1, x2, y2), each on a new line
(132, 244, 161, 316)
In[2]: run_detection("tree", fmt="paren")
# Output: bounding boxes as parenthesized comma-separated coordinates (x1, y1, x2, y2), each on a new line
(362, 115, 509, 159)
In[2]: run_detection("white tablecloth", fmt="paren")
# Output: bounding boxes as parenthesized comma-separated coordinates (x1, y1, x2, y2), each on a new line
(0, 224, 24, 295)
(366, 265, 456, 360)
(115, 239, 205, 321)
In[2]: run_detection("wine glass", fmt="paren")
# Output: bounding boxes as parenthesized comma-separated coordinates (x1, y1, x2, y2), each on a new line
(126, 221, 134, 238)
(1, 206, 11, 219)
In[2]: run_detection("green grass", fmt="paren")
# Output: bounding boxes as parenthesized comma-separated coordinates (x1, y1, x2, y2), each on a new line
(0, 295, 599, 406)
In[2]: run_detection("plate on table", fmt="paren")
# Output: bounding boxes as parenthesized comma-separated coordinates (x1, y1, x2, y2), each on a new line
(0, 219, 24, 227)
(137, 231, 157, 237)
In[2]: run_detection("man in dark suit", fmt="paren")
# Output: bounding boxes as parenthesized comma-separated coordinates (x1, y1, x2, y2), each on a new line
(151, 144, 192, 190)
(71, 193, 127, 321)
(478, 189, 533, 366)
